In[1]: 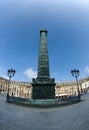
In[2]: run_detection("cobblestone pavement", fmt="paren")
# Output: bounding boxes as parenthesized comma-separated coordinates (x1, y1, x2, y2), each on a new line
(0, 93, 89, 130)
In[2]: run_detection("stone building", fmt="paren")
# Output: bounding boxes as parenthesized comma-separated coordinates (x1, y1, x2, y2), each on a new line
(0, 77, 32, 99)
(55, 80, 81, 98)
(0, 76, 89, 99)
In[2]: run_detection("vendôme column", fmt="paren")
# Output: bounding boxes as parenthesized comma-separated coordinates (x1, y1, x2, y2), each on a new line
(32, 30, 55, 99)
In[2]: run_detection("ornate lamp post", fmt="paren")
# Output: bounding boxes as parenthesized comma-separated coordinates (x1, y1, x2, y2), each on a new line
(71, 69, 80, 101)
(7, 69, 16, 102)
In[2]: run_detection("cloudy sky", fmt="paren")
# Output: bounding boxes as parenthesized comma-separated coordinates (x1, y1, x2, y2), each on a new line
(0, 0, 89, 82)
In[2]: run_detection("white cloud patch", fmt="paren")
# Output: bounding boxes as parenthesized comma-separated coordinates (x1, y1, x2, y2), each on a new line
(85, 66, 89, 74)
(1, 75, 8, 80)
(24, 68, 37, 80)
(0, 66, 9, 79)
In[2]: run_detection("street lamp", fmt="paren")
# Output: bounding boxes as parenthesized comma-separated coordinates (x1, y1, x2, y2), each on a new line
(7, 69, 16, 102)
(71, 69, 80, 101)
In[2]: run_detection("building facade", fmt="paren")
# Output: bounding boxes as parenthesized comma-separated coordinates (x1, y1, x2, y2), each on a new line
(0, 77, 32, 99)
(0, 76, 89, 99)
